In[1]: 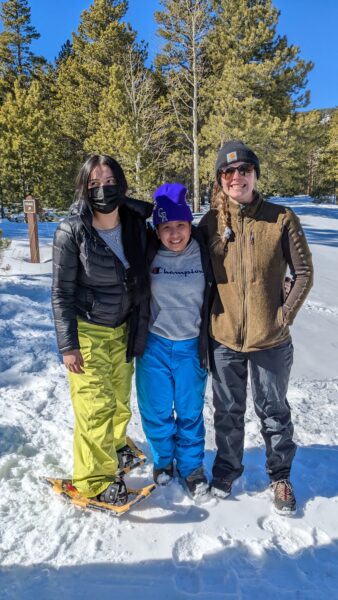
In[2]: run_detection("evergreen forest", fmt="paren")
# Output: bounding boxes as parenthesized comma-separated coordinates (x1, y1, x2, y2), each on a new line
(0, 0, 337, 214)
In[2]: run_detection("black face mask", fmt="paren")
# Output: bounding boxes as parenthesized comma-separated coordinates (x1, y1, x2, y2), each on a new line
(88, 185, 120, 214)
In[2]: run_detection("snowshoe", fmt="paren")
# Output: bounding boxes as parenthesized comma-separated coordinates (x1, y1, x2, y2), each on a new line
(95, 477, 128, 505)
(116, 437, 146, 476)
(43, 477, 155, 516)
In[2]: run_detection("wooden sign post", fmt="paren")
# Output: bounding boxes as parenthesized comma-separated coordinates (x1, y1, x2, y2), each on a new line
(23, 195, 40, 263)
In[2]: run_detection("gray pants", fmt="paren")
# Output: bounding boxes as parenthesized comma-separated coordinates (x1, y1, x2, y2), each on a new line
(211, 339, 296, 483)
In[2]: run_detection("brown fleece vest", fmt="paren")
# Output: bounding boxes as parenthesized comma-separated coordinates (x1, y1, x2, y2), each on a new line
(201, 195, 313, 352)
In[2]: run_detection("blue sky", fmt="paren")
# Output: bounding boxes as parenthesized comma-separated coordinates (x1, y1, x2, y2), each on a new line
(27, 0, 337, 111)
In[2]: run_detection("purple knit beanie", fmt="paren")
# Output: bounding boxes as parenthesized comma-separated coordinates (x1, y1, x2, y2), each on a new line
(153, 182, 193, 226)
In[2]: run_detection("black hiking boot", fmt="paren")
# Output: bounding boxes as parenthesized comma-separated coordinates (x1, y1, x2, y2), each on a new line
(271, 479, 296, 515)
(153, 464, 174, 486)
(96, 477, 128, 506)
(210, 477, 232, 499)
(183, 466, 209, 501)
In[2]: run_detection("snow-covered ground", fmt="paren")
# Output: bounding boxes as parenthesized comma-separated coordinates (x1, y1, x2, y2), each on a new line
(1, 198, 338, 599)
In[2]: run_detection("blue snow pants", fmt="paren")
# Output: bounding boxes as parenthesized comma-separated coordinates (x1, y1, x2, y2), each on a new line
(136, 332, 208, 478)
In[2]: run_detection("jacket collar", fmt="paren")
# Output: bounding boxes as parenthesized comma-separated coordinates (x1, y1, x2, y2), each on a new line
(121, 196, 154, 219)
(228, 191, 264, 219)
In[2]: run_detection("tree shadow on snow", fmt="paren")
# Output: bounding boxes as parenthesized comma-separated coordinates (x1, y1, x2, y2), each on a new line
(268, 198, 338, 247)
(301, 226, 338, 247)
(292, 204, 338, 221)
(1, 539, 338, 600)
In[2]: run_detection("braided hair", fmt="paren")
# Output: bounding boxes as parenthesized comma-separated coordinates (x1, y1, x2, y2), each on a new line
(210, 181, 233, 244)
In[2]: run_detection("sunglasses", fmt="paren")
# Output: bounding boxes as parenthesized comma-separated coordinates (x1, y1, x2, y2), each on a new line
(219, 163, 255, 180)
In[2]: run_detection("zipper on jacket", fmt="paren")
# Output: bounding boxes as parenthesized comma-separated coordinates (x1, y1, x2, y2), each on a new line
(123, 272, 129, 292)
(250, 231, 256, 282)
(230, 239, 236, 282)
(238, 215, 246, 349)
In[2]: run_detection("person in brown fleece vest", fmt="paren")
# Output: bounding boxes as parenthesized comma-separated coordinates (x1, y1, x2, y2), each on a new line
(199, 140, 313, 514)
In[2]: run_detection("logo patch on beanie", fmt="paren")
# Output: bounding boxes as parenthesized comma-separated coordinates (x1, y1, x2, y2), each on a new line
(158, 207, 167, 222)
(226, 151, 238, 162)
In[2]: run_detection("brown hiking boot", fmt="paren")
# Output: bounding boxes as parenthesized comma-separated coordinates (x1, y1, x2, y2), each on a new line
(271, 479, 296, 515)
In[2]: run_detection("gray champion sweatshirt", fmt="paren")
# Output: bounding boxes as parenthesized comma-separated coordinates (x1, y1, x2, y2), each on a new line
(149, 238, 205, 340)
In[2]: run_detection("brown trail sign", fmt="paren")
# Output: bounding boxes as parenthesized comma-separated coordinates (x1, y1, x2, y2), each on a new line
(23, 195, 40, 263)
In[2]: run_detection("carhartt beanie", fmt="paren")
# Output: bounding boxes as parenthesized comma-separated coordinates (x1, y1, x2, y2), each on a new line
(153, 182, 193, 226)
(215, 140, 260, 180)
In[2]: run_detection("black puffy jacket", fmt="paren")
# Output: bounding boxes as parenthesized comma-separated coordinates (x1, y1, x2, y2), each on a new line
(52, 197, 153, 360)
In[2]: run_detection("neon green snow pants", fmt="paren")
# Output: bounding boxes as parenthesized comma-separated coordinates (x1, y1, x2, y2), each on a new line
(68, 318, 133, 497)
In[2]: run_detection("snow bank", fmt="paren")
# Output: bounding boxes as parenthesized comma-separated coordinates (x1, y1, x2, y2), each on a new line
(1, 200, 338, 599)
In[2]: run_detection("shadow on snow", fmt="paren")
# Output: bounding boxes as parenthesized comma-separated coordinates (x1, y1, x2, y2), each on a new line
(1, 539, 338, 600)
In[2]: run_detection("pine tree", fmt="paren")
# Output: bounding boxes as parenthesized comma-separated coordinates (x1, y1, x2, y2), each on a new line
(0, 0, 46, 99)
(0, 78, 72, 211)
(155, 0, 211, 211)
(200, 0, 313, 195)
(55, 0, 133, 158)
(292, 111, 328, 197)
(325, 109, 338, 199)
(55, 39, 73, 67)
(0, 1, 71, 211)
(86, 41, 171, 198)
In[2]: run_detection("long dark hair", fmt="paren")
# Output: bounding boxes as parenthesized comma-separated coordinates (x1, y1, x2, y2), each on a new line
(74, 154, 128, 206)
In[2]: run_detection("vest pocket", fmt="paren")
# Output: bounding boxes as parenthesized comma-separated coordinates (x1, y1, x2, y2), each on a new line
(228, 240, 237, 282)
(249, 231, 257, 282)
(277, 305, 285, 328)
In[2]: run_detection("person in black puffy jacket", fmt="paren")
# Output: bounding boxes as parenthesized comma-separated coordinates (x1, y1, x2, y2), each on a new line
(52, 154, 153, 506)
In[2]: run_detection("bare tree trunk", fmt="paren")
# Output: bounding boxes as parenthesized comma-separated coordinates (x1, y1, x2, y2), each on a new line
(18, 151, 27, 199)
(15, 9, 23, 77)
(192, 13, 200, 213)
(0, 185, 4, 218)
(307, 154, 313, 196)
(155, 0, 211, 208)
(135, 151, 141, 192)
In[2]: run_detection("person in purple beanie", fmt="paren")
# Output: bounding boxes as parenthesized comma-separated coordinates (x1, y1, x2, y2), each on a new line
(136, 183, 214, 502)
